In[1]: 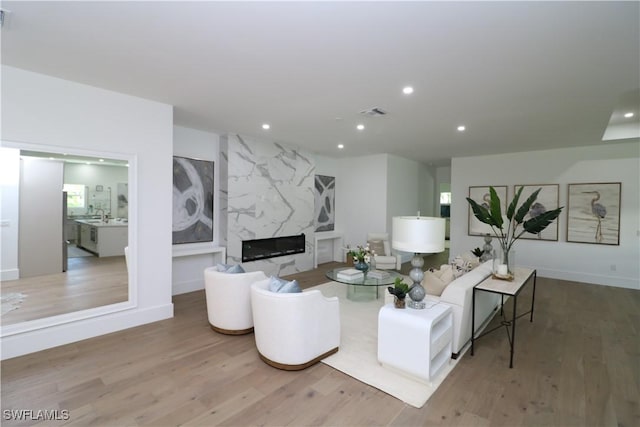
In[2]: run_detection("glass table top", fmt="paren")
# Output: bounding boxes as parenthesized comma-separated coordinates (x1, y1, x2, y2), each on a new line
(325, 267, 402, 287)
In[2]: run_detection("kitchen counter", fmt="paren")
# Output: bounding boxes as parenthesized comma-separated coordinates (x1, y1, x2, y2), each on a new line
(76, 219, 128, 256)
(75, 219, 128, 227)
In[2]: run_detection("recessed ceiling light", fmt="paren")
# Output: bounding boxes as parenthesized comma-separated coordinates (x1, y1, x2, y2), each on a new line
(457, 125, 466, 132)
(337, 144, 344, 149)
(49, 157, 55, 160)
(624, 112, 634, 118)
(86, 162, 91, 165)
(402, 86, 414, 95)
(357, 124, 365, 131)
(99, 159, 104, 162)
(262, 123, 270, 130)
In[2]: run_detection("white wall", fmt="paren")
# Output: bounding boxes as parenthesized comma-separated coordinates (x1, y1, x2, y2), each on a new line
(0, 147, 20, 281)
(172, 125, 223, 295)
(336, 154, 388, 249)
(419, 164, 437, 217)
(451, 142, 640, 289)
(387, 154, 421, 229)
(1, 66, 174, 359)
(331, 153, 436, 263)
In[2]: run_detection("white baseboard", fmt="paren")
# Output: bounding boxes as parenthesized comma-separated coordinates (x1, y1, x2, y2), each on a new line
(172, 279, 204, 296)
(1, 269, 19, 281)
(0, 303, 174, 360)
(537, 268, 639, 290)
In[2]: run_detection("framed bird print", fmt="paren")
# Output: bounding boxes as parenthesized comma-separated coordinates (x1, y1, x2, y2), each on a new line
(468, 185, 507, 236)
(514, 184, 560, 241)
(567, 182, 621, 245)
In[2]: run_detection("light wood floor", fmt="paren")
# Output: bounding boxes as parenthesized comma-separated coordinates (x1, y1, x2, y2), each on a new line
(1, 259, 638, 426)
(1, 256, 128, 325)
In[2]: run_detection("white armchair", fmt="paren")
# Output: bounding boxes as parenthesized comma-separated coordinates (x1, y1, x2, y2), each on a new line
(250, 278, 340, 370)
(367, 232, 402, 270)
(204, 266, 267, 335)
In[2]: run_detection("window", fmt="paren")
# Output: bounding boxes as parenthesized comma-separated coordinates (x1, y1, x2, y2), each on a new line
(63, 184, 86, 208)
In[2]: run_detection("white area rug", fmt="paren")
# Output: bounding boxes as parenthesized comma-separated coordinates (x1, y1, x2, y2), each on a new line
(312, 281, 465, 409)
(1, 293, 27, 315)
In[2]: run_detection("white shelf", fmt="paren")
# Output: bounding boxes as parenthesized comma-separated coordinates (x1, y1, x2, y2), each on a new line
(172, 244, 226, 259)
(378, 303, 453, 383)
(314, 231, 343, 268)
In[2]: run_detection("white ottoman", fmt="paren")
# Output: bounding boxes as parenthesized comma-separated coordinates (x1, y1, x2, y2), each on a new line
(378, 303, 453, 383)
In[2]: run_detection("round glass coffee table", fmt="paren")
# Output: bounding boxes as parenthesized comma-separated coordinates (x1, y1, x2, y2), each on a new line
(326, 267, 402, 301)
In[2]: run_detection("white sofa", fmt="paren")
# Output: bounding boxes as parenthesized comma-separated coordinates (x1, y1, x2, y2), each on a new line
(423, 260, 500, 357)
(251, 278, 340, 370)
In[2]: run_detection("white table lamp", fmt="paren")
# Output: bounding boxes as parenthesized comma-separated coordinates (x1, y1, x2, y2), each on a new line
(392, 216, 446, 309)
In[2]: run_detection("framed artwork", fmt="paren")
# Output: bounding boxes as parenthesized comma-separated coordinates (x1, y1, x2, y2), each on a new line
(514, 184, 560, 241)
(314, 175, 335, 232)
(567, 182, 621, 245)
(468, 186, 507, 236)
(117, 182, 128, 218)
(172, 156, 215, 244)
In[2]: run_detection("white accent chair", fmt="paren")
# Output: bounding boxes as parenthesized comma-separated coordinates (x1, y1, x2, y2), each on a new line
(367, 232, 402, 270)
(250, 278, 341, 370)
(204, 266, 267, 335)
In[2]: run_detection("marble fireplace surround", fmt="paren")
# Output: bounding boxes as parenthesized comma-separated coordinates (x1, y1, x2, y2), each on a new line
(223, 134, 315, 276)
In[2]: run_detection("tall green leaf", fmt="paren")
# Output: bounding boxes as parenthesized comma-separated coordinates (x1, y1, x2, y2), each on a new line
(514, 188, 542, 224)
(466, 197, 495, 226)
(507, 186, 524, 221)
(523, 207, 563, 234)
(489, 187, 504, 229)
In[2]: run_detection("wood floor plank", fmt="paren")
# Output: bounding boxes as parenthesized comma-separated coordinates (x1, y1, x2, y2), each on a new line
(1, 255, 128, 325)
(2, 261, 639, 427)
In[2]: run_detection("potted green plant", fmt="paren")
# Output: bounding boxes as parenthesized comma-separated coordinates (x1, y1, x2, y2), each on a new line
(387, 277, 410, 309)
(471, 247, 484, 258)
(466, 186, 563, 279)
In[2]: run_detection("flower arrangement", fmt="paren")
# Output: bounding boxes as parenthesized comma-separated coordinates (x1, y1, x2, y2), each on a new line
(347, 244, 375, 264)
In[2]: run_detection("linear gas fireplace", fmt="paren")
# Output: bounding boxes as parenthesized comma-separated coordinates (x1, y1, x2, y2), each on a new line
(242, 234, 306, 262)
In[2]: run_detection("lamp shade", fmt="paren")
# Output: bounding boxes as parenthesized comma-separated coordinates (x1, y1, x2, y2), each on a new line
(392, 216, 446, 254)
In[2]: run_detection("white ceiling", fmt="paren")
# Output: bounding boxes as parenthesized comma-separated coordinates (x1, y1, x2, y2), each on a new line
(2, 1, 639, 165)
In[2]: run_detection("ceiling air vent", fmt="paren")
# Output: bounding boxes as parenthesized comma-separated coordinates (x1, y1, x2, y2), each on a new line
(359, 107, 388, 117)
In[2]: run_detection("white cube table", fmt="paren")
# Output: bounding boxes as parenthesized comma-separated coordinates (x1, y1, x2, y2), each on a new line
(378, 302, 453, 383)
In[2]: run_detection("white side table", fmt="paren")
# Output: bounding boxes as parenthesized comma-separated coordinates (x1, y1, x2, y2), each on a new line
(378, 303, 453, 383)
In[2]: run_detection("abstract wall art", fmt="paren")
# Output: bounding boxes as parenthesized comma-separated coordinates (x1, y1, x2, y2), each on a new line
(567, 182, 621, 245)
(314, 175, 335, 232)
(172, 156, 214, 244)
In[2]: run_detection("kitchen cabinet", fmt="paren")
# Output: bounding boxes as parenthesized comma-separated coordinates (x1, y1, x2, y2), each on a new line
(78, 223, 96, 252)
(66, 219, 79, 243)
(76, 220, 127, 257)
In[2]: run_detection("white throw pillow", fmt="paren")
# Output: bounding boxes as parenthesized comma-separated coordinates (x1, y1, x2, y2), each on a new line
(423, 271, 448, 296)
(367, 240, 386, 256)
(423, 265, 456, 296)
